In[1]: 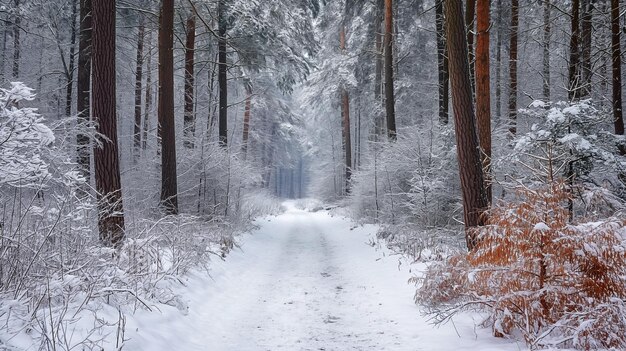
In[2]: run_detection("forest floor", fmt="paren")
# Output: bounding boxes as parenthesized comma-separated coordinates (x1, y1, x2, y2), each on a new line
(120, 202, 524, 351)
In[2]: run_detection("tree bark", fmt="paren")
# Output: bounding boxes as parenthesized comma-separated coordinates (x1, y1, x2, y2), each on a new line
(569, 0, 581, 101)
(384, 0, 396, 140)
(542, 0, 551, 102)
(374, 0, 384, 136)
(495, 0, 502, 121)
(340, 25, 352, 193)
(445, 0, 488, 251)
(133, 18, 145, 158)
(580, 0, 593, 98)
(218, 0, 228, 146)
(12, 0, 20, 79)
(76, 0, 92, 183)
(92, 0, 125, 247)
(184, 14, 196, 148)
(143, 28, 153, 151)
(612, 0, 625, 137)
(466, 0, 476, 93)
(65, 0, 78, 118)
(158, 0, 179, 214)
(476, 0, 491, 203)
(508, 0, 519, 135)
(242, 85, 252, 155)
(436, 0, 449, 125)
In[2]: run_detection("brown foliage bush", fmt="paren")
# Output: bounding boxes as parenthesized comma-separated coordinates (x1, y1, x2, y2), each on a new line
(416, 182, 626, 349)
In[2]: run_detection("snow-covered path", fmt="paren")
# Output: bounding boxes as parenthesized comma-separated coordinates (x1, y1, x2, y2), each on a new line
(126, 203, 522, 351)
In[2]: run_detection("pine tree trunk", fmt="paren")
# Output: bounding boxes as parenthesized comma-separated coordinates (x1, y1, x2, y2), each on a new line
(340, 25, 352, 193)
(184, 14, 196, 148)
(445, 0, 488, 251)
(580, 0, 593, 98)
(612, 0, 625, 137)
(374, 0, 384, 136)
(158, 0, 179, 214)
(543, 0, 551, 102)
(76, 0, 92, 183)
(218, 0, 228, 147)
(12, 0, 20, 79)
(569, 0, 581, 101)
(242, 86, 252, 155)
(476, 0, 491, 203)
(143, 29, 153, 151)
(495, 0, 502, 121)
(133, 19, 145, 158)
(436, 0, 449, 125)
(65, 0, 78, 118)
(384, 0, 396, 140)
(508, 0, 519, 135)
(92, 0, 125, 247)
(466, 0, 476, 93)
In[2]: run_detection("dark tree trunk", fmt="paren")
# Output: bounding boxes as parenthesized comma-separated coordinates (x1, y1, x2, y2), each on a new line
(612, 0, 625, 137)
(184, 14, 196, 148)
(373, 0, 385, 137)
(445, 0, 488, 251)
(76, 0, 92, 182)
(218, 0, 228, 146)
(543, 0, 551, 101)
(65, 0, 78, 118)
(508, 0, 519, 135)
(158, 0, 179, 214)
(340, 25, 352, 193)
(580, 0, 593, 98)
(12, 0, 20, 79)
(495, 0, 502, 121)
(436, 0, 449, 125)
(384, 0, 396, 140)
(133, 18, 145, 158)
(476, 0, 491, 203)
(143, 28, 153, 151)
(569, 0, 581, 101)
(466, 0, 476, 93)
(242, 85, 252, 155)
(92, 0, 125, 247)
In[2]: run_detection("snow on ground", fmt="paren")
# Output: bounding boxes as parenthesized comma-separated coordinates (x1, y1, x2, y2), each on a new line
(121, 202, 525, 351)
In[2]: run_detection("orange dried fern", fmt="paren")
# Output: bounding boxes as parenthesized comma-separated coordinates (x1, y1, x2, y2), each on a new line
(417, 182, 626, 349)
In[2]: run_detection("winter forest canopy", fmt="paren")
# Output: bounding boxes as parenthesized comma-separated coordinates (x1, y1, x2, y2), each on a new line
(1, 0, 626, 349)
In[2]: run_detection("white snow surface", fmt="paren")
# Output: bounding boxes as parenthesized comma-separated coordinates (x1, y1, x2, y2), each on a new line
(121, 202, 523, 351)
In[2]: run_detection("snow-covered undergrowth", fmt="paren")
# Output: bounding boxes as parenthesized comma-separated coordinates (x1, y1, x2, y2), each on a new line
(0, 84, 282, 350)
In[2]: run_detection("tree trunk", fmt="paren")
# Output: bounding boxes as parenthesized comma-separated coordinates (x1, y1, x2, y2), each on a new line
(508, 0, 519, 135)
(76, 0, 92, 183)
(218, 0, 228, 146)
(340, 25, 352, 193)
(445, 0, 488, 251)
(143, 28, 153, 151)
(374, 0, 384, 136)
(92, 0, 125, 247)
(158, 0, 179, 214)
(476, 0, 491, 203)
(569, 0, 581, 101)
(242, 85, 252, 155)
(436, 0, 449, 125)
(495, 0, 502, 121)
(580, 0, 593, 98)
(133, 18, 145, 158)
(384, 0, 396, 140)
(466, 0, 476, 93)
(542, 0, 551, 102)
(184, 14, 196, 148)
(612, 0, 625, 138)
(12, 0, 20, 79)
(65, 0, 78, 118)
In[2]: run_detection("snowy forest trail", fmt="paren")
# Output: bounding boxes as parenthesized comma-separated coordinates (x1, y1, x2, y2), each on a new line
(125, 203, 521, 351)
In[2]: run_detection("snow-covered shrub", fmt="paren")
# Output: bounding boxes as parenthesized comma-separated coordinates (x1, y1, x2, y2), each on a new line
(0, 82, 54, 187)
(416, 182, 626, 349)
